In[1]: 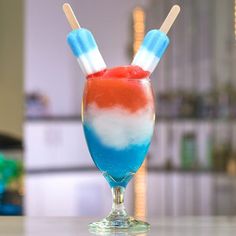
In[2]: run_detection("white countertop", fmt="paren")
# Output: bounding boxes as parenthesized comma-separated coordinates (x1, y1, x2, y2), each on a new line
(1, 217, 236, 236)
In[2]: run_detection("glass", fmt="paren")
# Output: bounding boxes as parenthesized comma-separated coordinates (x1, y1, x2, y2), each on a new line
(82, 74, 155, 233)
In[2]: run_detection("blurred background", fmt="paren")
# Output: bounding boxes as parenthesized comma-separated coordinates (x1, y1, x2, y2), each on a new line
(0, 0, 236, 218)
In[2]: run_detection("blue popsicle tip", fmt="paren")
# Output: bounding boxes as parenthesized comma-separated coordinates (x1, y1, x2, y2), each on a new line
(142, 29, 170, 58)
(67, 28, 97, 57)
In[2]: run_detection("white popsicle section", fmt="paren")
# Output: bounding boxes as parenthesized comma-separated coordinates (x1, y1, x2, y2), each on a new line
(67, 28, 107, 76)
(77, 48, 106, 76)
(131, 30, 169, 74)
(132, 48, 160, 73)
(132, 5, 180, 74)
(63, 4, 107, 76)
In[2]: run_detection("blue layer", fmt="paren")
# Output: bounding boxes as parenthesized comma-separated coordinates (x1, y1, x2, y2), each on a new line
(83, 124, 152, 187)
(67, 28, 97, 57)
(141, 30, 169, 58)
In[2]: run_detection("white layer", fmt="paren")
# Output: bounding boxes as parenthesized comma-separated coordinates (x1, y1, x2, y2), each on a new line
(131, 48, 160, 73)
(84, 104, 155, 149)
(77, 48, 106, 76)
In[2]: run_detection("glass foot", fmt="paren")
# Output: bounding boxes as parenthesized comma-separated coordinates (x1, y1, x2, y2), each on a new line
(89, 217, 150, 234)
(89, 187, 150, 234)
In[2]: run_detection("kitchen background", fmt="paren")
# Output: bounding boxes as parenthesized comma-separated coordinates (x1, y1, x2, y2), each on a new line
(0, 0, 236, 217)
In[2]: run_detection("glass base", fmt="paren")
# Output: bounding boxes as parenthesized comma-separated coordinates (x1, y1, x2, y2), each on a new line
(89, 187, 150, 234)
(89, 217, 150, 234)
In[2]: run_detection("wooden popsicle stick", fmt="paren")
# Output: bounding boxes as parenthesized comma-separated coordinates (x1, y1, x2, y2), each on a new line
(63, 3, 80, 30)
(160, 5, 180, 34)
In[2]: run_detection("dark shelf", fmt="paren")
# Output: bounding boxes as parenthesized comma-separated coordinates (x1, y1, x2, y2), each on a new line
(26, 166, 98, 175)
(0, 133, 23, 150)
(26, 166, 235, 176)
(25, 115, 81, 122)
(147, 166, 230, 175)
(157, 118, 236, 123)
(25, 116, 236, 123)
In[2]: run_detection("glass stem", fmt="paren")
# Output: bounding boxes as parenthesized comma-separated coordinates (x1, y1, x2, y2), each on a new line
(110, 186, 128, 217)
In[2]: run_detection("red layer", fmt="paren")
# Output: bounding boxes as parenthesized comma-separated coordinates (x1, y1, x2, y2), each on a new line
(84, 66, 153, 112)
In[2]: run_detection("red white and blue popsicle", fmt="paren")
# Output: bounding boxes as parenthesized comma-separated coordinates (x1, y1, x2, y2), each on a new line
(132, 5, 180, 74)
(63, 3, 106, 76)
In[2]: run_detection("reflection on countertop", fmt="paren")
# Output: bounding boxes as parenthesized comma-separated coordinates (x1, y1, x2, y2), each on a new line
(1, 217, 236, 236)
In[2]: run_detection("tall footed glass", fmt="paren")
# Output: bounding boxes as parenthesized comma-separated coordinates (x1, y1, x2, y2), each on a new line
(82, 69, 155, 233)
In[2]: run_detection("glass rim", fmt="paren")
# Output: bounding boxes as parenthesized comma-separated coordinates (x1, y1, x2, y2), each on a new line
(86, 77, 151, 81)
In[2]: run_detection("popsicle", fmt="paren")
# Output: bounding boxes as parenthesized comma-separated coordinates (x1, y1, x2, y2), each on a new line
(131, 5, 180, 74)
(63, 3, 106, 76)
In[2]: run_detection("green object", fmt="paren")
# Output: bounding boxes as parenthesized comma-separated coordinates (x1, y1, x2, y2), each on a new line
(0, 153, 23, 193)
(181, 133, 198, 169)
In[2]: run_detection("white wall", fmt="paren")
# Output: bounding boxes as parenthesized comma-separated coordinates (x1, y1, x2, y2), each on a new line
(24, 121, 92, 169)
(25, 172, 134, 216)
